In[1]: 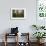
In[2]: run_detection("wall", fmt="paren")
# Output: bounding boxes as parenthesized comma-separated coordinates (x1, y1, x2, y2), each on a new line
(0, 0, 36, 42)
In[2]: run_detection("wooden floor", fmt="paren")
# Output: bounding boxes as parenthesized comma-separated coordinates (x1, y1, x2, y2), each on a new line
(0, 42, 46, 46)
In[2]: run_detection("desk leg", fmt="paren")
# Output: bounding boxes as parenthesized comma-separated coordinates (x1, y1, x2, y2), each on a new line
(4, 34, 7, 46)
(5, 41, 7, 46)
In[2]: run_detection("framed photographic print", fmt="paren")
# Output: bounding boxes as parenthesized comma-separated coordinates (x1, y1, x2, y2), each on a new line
(37, 0, 46, 20)
(36, 0, 46, 27)
(11, 8, 26, 19)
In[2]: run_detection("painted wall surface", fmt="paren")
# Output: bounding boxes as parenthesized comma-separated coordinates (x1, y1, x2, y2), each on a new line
(0, 0, 37, 42)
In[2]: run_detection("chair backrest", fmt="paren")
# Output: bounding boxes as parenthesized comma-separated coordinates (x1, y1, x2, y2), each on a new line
(11, 27, 18, 34)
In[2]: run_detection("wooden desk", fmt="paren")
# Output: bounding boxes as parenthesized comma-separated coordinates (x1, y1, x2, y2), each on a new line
(4, 33, 30, 46)
(4, 33, 18, 46)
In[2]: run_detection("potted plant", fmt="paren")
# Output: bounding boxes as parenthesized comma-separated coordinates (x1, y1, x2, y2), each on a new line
(33, 32, 46, 43)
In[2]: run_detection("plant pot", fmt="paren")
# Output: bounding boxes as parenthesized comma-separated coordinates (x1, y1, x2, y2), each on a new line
(37, 39, 44, 44)
(37, 39, 40, 43)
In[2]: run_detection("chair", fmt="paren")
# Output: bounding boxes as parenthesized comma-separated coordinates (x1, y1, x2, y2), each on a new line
(18, 33, 30, 46)
(4, 27, 19, 46)
(4, 33, 18, 46)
